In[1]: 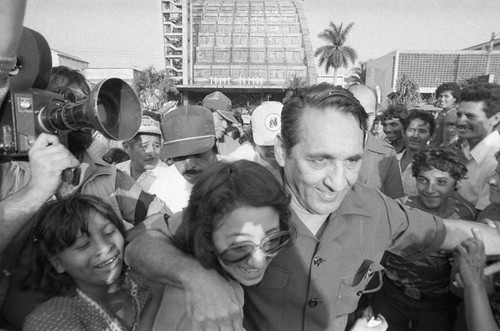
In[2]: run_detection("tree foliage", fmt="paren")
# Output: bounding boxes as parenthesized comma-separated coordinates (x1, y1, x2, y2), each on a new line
(133, 66, 178, 111)
(314, 21, 358, 83)
(283, 75, 309, 104)
(347, 61, 367, 86)
(387, 74, 422, 108)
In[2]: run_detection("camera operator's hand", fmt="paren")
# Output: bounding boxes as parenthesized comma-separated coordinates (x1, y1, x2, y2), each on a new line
(27, 133, 80, 198)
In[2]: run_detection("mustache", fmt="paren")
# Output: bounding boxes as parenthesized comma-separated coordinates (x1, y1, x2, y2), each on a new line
(183, 169, 202, 176)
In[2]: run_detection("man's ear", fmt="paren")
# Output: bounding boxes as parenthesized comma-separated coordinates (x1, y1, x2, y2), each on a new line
(490, 113, 500, 128)
(274, 134, 286, 168)
(122, 141, 129, 151)
(48, 255, 65, 274)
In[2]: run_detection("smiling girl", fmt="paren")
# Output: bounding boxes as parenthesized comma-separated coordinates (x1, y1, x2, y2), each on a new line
(22, 195, 160, 331)
(152, 160, 294, 330)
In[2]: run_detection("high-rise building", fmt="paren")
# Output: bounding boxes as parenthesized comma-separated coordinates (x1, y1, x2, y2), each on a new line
(161, 0, 317, 106)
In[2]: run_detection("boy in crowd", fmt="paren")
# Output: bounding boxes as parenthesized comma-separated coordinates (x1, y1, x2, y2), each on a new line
(372, 146, 476, 331)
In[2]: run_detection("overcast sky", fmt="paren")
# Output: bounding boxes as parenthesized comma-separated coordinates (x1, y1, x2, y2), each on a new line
(24, 0, 500, 74)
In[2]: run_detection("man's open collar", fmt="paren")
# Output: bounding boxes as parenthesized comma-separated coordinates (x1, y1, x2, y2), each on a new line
(470, 130, 500, 164)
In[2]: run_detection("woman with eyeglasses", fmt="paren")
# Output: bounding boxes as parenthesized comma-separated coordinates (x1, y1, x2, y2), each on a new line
(152, 159, 294, 330)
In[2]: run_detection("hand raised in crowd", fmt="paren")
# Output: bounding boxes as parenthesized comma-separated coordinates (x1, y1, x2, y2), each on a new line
(27, 133, 80, 198)
(454, 228, 487, 289)
(185, 273, 245, 331)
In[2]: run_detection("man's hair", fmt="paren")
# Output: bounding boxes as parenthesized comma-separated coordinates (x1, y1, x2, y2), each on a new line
(47, 66, 91, 97)
(281, 83, 368, 152)
(460, 83, 500, 118)
(22, 195, 126, 297)
(381, 104, 408, 122)
(436, 82, 461, 101)
(411, 146, 468, 182)
(175, 160, 293, 278)
(403, 109, 436, 137)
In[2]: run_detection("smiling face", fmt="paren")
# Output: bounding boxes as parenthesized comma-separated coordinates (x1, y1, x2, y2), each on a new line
(457, 101, 500, 148)
(404, 118, 432, 152)
(213, 206, 281, 286)
(49, 211, 124, 293)
(276, 107, 364, 215)
(416, 167, 456, 211)
(437, 90, 457, 110)
(383, 118, 404, 143)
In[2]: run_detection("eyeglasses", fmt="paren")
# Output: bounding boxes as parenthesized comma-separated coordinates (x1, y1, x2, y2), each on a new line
(218, 230, 293, 266)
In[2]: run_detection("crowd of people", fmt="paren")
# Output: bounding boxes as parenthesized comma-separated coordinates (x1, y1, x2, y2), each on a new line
(2, 1, 500, 331)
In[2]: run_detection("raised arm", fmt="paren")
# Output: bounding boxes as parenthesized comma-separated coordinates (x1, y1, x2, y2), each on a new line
(441, 219, 500, 255)
(0, 134, 79, 255)
(125, 227, 244, 330)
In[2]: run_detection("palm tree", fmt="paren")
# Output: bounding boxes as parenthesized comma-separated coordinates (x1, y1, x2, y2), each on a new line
(283, 75, 309, 103)
(314, 21, 358, 85)
(347, 61, 367, 86)
(133, 66, 178, 112)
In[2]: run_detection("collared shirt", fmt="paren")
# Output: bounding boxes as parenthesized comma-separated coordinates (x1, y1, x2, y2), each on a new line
(149, 164, 193, 213)
(359, 132, 404, 199)
(115, 159, 169, 193)
(458, 130, 500, 210)
(243, 183, 446, 331)
(397, 150, 418, 197)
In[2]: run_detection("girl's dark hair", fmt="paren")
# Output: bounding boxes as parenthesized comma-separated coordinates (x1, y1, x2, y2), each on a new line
(21, 195, 126, 297)
(175, 160, 292, 277)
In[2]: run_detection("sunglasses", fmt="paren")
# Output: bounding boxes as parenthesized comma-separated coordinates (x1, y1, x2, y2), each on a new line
(218, 230, 293, 266)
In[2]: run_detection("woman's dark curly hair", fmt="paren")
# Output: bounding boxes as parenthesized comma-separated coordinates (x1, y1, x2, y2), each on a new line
(175, 160, 293, 278)
(21, 195, 126, 297)
(411, 146, 468, 182)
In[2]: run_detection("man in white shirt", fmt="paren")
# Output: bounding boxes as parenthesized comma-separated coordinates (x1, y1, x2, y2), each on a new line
(457, 83, 500, 211)
(116, 111, 168, 192)
(149, 105, 219, 212)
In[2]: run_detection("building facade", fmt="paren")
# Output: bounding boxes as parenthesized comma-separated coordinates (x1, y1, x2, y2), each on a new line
(161, 0, 317, 106)
(366, 49, 500, 106)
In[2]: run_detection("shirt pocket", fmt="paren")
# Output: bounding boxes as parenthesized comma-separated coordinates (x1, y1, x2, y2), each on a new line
(335, 260, 384, 317)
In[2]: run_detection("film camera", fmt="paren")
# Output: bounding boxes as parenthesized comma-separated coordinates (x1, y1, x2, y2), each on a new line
(0, 28, 141, 162)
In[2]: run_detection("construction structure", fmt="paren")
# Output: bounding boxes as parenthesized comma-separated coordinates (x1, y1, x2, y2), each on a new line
(161, 0, 317, 106)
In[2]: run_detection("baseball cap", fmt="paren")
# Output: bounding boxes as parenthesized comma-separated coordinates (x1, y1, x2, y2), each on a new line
(160, 105, 216, 159)
(202, 91, 238, 124)
(138, 115, 162, 136)
(251, 101, 283, 146)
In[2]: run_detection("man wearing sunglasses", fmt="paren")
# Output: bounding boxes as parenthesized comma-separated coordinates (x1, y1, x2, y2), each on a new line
(127, 83, 500, 331)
